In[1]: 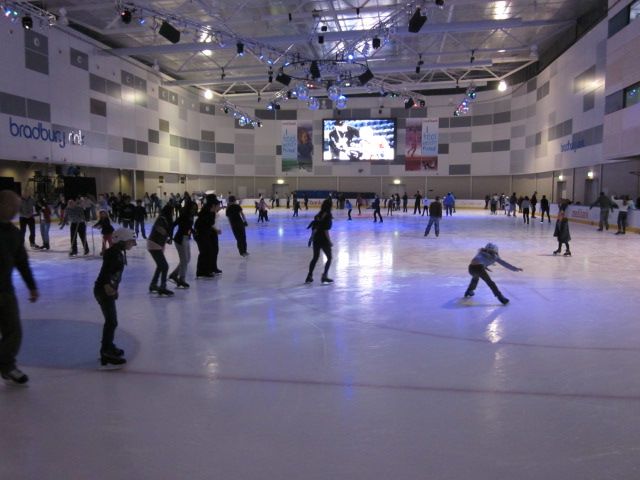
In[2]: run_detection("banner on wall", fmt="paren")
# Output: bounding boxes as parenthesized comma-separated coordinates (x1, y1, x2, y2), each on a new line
(405, 118, 438, 171)
(282, 121, 313, 172)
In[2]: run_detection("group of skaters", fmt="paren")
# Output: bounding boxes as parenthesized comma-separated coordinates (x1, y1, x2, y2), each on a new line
(486, 191, 552, 223)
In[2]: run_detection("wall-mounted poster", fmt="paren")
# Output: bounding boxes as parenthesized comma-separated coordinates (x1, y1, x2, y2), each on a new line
(282, 121, 313, 172)
(405, 118, 438, 171)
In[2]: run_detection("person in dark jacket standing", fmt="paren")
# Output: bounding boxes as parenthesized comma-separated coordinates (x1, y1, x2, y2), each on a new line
(0, 190, 39, 385)
(168, 200, 196, 288)
(424, 196, 443, 237)
(305, 198, 334, 284)
(226, 196, 249, 257)
(194, 196, 222, 278)
(553, 210, 572, 256)
(589, 192, 618, 231)
(147, 205, 174, 296)
(530, 191, 538, 219)
(372, 195, 383, 223)
(94, 228, 136, 368)
(539, 195, 551, 223)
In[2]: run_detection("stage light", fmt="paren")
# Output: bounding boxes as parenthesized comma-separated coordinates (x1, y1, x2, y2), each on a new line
(419, 100, 426, 107)
(120, 9, 132, 24)
(159, 21, 181, 44)
(310, 61, 321, 80)
(318, 35, 324, 44)
(404, 97, 415, 109)
(358, 68, 374, 85)
(275, 72, 291, 86)
(498, 80, 507, 91)
(346, 51, 355, 63)
(372, 37, 381, 49)
(415, 66, 421, 74)
(267, 102, 274, 110)
(21, 15, 32, 29)
(223, 107, 229, 114)
(408, 8, 427, 33)
(236, 42, 244, 56)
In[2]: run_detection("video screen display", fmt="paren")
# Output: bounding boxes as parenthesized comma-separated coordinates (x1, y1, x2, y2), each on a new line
(322, 119, 396, 161)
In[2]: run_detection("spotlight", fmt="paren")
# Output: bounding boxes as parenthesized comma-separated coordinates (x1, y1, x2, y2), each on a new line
(318, 35, 324, 44)
(419, 100, 426, 107)
(223, 107, 229, 114)
(120, 9, 132, 24)
(358, 68, 374, 85)
(21, 15, 32, 29)
(372, 37, 381, 49)
(159, 21, 181, 44)
(408, 8, 427, 33)
(310, 61, 321, 80)
(204, 89, 213, 100)
(275, 72, 291, 86)
(237, 42, 244, 56)
(404, 97, 415, 109)
(267, 102, 275, 110)
(274, 102, 281, 110)
(346, 52, 355, 63)
(415, 66, 421, 74)
(498, 80, 507, 91)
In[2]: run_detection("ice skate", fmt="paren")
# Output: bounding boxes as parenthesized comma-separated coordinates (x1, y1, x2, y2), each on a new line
(464, 290, 474, 298)
(156, 286, 174, 296)
(2, 368, 29, 386)
(99, 351, 126, 370)
(498, 296, 510, 305)
(321, 275, 334, 284)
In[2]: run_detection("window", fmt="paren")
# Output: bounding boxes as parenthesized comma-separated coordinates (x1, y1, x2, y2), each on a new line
(624, 81, 640, 108)
(630, 0, 640, 22)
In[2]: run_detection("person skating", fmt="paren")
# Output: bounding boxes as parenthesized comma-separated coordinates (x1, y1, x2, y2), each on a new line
(147, 205, 174, 296)
(226, 195, 249, 256)
(553, 210, 571, 256)
(0, 190, 39, 385)
(424, 196, 442, 236)
(305, 198, 334, 284)
(464, 242, 523, 305)
(94, 228, 136, 368)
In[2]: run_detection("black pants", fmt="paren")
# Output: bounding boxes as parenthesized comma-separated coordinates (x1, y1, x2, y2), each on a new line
(70, 222, 89, 254)
(540, 207, 551, 222)
(148, 249, 169, 287)
(0, 292, 22, 375)
(373, 207, 382, 222)
(467, 264, 502, 297)
(308, 241, 332, 277)
(19, 216, 36, 245)
(94, 288, 117, 351)
(231, 223, 247, 255)
(522, 208, 530, 224)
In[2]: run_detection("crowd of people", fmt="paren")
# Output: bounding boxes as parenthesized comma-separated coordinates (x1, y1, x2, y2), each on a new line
(2, 187, 638, 379)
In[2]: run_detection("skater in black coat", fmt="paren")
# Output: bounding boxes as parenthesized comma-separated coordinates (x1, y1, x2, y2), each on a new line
(553, 210, 571, 256)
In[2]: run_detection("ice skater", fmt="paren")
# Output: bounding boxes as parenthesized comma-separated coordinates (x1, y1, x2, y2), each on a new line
(94, 228, 136, 368)
(552, 210, 571, 256)
(305, 198, 334, 284)
(464, 242, 523, 305)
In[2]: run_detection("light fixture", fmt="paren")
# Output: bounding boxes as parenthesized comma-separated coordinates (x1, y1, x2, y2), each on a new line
(498, 80, 507, 91)
(318, 35, 324, 44)
(268, 69, 273, 83)
(159, 21, 181, 44)
(220, 68, 225, 80)
(558, 175, 564, 181)
(277, 179, 285, 184)
(120, 9, 132, 24)
(310, 60, 321, 80)
(297, 86, 310, 101)
(152, 58, 160, 71)
(372, 37, 381, 49)
(587, 171, 594, 179)
(408, 8, 427, 33)
(327, 85, 342, 101)
(419, 100, 426, 107)
(204, 89, 213, 100)
(346, 51, 355, 63)
(435, 0, 445, 7)
(415, 66, 421, 74)
(275, 72, 292, 86)
(393, 179, 401, 185)
(530, 44, 539, 59)
(404, 97, 415, 109)
(308, 97, 320, 110)
(236, 42, 244, 56)
(21, 15, 32, 29)
(358, 68, 374, 85)
(335, 95, 347, 110)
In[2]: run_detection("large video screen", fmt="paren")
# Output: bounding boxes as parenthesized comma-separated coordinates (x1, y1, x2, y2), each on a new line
(322, 119, 396, 161)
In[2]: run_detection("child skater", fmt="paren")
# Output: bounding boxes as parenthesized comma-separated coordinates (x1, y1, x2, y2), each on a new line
(464, 242, 523, 305)
(94, 228, 136, 368)
(345, 198, 353, 221)
(93, 210, 114, 255)
(553, 210, 571, 256)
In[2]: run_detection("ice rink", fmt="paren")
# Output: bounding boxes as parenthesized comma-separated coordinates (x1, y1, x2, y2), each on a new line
(3, 205, 640, 479)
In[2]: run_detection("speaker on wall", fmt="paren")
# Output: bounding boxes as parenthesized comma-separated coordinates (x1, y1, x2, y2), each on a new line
(159, 21, 181, 44)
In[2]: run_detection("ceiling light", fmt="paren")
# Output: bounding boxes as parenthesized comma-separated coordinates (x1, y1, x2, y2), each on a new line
(498, 80, 507, 91)
(204, 89, 213, 100)
(21, 15, 32, 29)
(120, 9, 132, 24)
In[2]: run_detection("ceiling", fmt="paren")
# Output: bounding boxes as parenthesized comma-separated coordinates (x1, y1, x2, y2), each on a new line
(15, 0, 608, 101)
